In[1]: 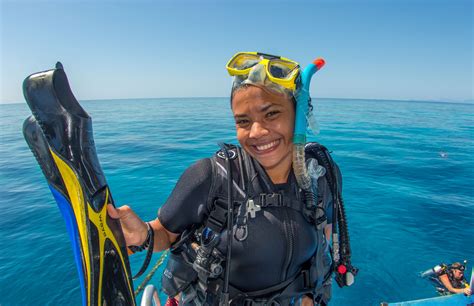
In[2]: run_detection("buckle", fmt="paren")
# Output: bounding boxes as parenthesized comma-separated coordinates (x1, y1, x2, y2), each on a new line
(259, 193, 282, 207)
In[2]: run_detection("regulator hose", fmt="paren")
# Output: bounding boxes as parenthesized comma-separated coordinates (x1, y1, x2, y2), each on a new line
(337, 196, 351, 260)
(218, 143, 234, 305)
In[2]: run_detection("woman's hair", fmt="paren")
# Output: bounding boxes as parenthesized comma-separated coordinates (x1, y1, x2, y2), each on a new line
(230, 84, 296, 111)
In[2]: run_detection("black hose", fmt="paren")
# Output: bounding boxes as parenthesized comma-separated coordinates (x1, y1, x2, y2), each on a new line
(304, 190, 316, 210)
(315, 148, 352, 266)
(336, 196, 351, 259)
(218, 143, 233, 305)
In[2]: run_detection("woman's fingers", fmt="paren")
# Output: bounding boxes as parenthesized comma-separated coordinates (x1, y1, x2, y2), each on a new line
(107, 204, 120, 219)
(107, 204, 147, 246)
(107, 204, 133, 219)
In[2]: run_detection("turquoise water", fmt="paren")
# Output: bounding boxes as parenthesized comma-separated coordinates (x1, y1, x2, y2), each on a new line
(1, 98, 473, 305)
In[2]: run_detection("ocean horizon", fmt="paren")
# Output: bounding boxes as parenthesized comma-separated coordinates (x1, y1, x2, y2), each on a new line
(1, 97, 473, 305)
(1, 96, 474, 106)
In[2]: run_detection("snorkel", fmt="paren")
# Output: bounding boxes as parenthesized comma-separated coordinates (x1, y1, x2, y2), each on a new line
(292, 58, 325, 190)
(293, 58, 358, 288)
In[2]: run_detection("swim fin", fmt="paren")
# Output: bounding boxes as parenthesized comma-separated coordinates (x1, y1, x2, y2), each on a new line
(22, 62, 135, 306)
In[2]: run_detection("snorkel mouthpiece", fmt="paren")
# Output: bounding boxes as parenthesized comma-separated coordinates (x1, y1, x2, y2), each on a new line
(293, 58, 325, 190)
(314, 58, 325, 70)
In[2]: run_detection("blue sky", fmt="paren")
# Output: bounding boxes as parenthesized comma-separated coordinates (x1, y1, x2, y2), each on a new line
(1, 0, 472, 103)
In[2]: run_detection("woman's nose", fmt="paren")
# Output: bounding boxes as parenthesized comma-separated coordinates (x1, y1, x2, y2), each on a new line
(249, 121, 269, 139)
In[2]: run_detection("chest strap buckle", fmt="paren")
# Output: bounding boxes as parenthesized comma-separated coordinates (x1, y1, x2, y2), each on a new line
(259, 193, 283, 207)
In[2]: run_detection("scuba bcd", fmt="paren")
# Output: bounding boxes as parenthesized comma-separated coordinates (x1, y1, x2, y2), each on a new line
(161, 143, 357, 305)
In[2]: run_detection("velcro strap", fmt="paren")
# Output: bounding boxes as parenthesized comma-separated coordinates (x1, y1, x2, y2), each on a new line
(132, 222, 155, 279)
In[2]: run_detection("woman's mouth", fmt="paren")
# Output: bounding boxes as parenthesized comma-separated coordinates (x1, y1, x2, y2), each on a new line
(252, 139, 280, 153)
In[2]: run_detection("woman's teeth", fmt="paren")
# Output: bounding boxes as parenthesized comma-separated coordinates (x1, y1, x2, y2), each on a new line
(255, 140, 279, 151)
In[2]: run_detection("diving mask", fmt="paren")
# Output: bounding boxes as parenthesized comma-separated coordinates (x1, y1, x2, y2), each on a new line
(452, 264, 465, 272)
(227, 52, 301, 96)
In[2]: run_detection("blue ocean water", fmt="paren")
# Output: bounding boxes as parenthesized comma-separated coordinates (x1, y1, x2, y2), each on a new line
(0, 98, 472, 305)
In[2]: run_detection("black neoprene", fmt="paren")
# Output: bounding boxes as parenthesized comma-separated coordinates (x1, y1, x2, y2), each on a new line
(158, 157, 336, 292)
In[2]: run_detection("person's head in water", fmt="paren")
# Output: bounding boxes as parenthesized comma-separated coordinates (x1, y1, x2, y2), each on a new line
(227, 52, 300, 182)
(450, 262, 465, 280)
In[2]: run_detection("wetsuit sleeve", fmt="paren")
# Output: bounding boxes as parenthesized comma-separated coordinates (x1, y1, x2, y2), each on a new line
(158, 158, 213, 234)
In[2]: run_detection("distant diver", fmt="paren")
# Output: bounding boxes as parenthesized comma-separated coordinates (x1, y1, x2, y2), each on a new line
(421, 261, 472, 296)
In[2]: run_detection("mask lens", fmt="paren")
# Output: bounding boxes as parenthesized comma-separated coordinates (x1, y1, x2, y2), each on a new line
(268, 59, 298, 80)
(230, 54, 261, 70)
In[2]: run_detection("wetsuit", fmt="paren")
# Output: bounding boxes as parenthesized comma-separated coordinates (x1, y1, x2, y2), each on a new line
(158, 145, 340, 304)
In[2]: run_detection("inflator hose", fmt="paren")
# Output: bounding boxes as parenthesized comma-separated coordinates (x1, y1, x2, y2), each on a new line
(217, 143, 233, 305)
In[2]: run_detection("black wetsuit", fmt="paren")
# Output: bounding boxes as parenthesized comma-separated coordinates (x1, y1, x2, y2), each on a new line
(158, 155, 336, 293)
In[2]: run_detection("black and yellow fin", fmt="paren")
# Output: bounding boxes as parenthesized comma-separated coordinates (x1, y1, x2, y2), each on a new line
(22, 62, 135, 306)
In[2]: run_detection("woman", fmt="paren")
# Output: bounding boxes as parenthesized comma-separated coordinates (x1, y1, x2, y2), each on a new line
(108, 52, 354, 305)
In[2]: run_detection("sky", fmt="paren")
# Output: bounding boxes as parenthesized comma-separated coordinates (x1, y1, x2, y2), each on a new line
(0, 0, 472, 104)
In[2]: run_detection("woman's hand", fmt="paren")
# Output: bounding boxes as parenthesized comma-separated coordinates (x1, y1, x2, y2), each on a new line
(107, 204, 148, 246)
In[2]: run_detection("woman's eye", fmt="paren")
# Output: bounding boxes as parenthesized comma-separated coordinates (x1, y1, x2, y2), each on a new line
(236, 119, 250, 127)
(266, 111, 280, 118)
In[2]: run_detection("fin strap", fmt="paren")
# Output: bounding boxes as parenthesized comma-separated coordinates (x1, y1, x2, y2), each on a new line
(131, 222, 155, 279)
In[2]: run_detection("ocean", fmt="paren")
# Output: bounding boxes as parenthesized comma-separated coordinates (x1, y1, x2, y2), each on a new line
(0, 98, 472, 305)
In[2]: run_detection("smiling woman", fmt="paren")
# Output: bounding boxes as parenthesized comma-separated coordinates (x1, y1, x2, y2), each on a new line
(109, 51, 355, 305)
(232, 85, 295, 183)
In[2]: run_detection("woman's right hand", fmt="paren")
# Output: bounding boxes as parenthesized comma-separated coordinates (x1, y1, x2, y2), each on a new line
(463, 287, 472, 296)
(107, 204, 148, 246)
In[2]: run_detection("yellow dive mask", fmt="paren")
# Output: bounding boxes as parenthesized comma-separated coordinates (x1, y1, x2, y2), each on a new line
(226, 52, 300, 91)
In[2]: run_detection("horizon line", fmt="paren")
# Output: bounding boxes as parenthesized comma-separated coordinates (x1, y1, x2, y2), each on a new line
(2, 96, 473, 106)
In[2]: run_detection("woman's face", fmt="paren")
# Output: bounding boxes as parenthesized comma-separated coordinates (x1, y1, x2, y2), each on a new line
(232, 85, 295, 176)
